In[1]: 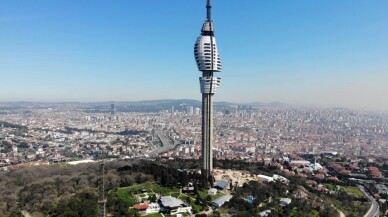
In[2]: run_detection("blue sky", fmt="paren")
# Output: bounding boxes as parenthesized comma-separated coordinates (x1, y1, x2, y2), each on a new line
(1, 0, 387, 111)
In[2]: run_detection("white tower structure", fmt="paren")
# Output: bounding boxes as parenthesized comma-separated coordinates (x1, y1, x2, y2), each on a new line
(194, 0, 222, 184)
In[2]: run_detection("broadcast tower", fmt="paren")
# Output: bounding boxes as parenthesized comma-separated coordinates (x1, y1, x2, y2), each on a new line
(194, 0, 222, 183)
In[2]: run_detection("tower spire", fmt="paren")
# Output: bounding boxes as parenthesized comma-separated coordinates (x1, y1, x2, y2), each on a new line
(206, 0, 211, 21)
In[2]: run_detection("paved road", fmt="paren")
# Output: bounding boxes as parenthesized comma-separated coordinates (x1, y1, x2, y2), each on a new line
(148, 129, 178, 157)
(358, 185, 380, 217)
(332, 205, 346, 217)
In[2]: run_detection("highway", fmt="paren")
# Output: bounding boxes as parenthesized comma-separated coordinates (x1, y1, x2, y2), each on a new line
(358, 185, 380, 217)
(148, 129, 178, 157)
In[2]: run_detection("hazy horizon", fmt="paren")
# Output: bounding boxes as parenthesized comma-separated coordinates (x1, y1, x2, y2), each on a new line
(1, 0, 387, 111)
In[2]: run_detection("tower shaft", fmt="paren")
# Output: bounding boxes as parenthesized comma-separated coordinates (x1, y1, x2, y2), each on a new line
(201, 78, 214, 180)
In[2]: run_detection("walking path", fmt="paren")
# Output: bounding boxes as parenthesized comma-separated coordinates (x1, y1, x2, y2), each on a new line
(21, 210, 32, 217)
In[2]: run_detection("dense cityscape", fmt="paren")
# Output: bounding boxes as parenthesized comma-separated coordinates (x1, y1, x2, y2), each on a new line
(0, 101, 387, 216)
(1, 102, 388, 164)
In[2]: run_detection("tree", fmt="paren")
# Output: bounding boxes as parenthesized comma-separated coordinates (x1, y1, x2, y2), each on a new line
(186, 196, 191, 204)
(213, 210, 221, 217)
(150, 194, 157, 203)
(195, 195, 202, 205)
(128, 209, 140, 217)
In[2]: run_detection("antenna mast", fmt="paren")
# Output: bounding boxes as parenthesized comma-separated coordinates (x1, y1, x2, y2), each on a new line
(206, 0, 211, 21)
(98, 160, 106, 217)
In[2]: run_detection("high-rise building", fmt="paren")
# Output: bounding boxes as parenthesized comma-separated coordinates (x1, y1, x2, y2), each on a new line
(194, 107, 201, 116)
(187, 106, 194, 116)
(194, 0, 222, 183)
(110, 104, 115, 116)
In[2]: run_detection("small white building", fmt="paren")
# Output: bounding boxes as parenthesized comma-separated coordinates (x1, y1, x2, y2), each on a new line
(273, 174, 290, 184)
(257, 174, 274, 182)
(208, 188, 217, 196)
(146, 203, 160, 214)
(259, 210, 272, 217)
(279, 198, 292, 206)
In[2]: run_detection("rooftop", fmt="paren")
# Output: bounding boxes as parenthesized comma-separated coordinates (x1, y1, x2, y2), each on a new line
(212, 194, 233, 207)
(160, 196, 185, 208)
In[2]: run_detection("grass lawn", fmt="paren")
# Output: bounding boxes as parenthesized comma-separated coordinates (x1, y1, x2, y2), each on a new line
(323, 183, 336, 191)
(197, 188, 209, 199)
(178, 194, 189, 200)
(217, 209, 229, 215)
(139, 193, 147, 198)
(143, 213, 163, 217)
(143, 213, 189, 217)
(171, 192, 181, 198)
(116, 188, 136, 206)
(149, 183, 180, 195)
(341, 186, 365, 198)
(117, 182, 181, 206)
(213, 192, 225, 200)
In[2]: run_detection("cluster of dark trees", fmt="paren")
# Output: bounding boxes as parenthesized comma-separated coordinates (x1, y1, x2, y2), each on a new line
(48, 190, 98, 217)
(0, 121, 27, 130)
(0, 157, 375, 217)
(0, 160, 150, 216)
(0, 159, 204, 216)
(380, 200, 388, 216)
(224, 180, 339, 217)
(117, 161, 201, 188)
(0, 140, 13, 153)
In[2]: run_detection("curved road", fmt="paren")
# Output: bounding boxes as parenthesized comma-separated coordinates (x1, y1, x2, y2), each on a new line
(21, 210, 32, 217)
(357, 185, 380, 217)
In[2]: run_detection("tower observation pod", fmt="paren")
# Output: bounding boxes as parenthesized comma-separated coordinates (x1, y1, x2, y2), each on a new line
(194, 0, 222, 185)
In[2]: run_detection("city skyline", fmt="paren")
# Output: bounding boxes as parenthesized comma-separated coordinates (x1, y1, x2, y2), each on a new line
(1, 0, 388, 112)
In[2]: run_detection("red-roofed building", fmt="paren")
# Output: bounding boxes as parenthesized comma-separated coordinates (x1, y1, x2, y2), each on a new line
(134, 203, 149, 211)
(349, 164, 360, 171)
(306, 180, 317, 186)
(134, 203, 160, 214)
(315, 174, 325, 180)
(282, 169, 295, 176)
(316, 185, 328, 192)
(298, 173, 308, 178)
(368, 167, 383, 179)
(340, 169, 351, 176)
(327, 176, 339, 182)
(331, 163, 344, 172)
